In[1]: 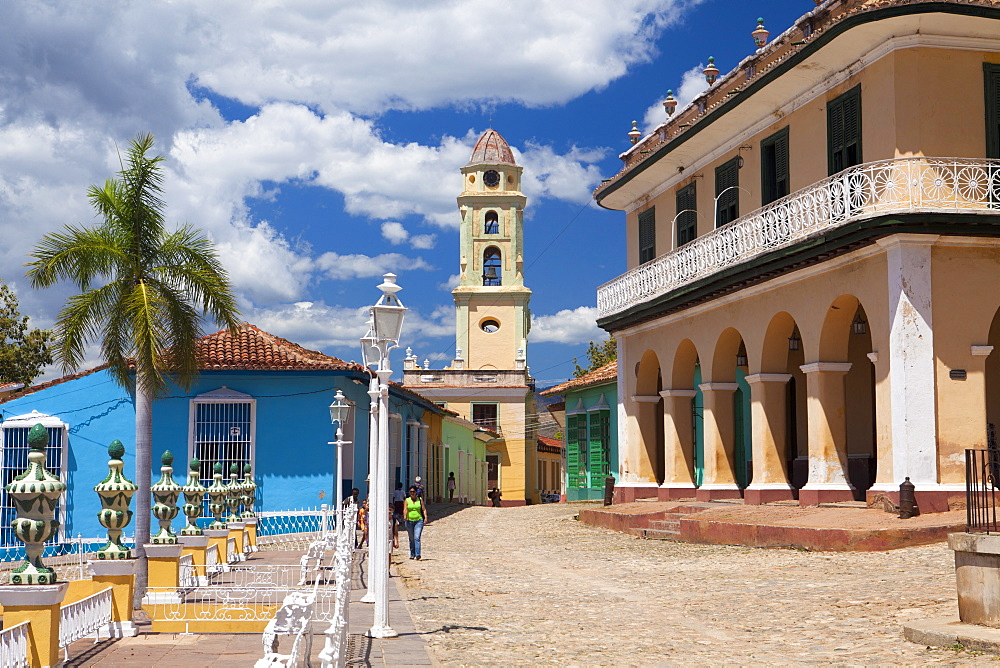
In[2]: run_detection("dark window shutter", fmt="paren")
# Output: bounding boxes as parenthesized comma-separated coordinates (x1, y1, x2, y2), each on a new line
(715, 157, 740, 227)
(828, 84, 862, 174)
(676, 184, 697, 247)
(986, 64, 1000, 159)
(638, 208, 656, 264)
(761, 126, 789, 205)
(566, 415, 581, 488)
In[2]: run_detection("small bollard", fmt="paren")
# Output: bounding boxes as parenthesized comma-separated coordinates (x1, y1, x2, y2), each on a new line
(898, 476, 918, 519)
(604, 477, 615, 506)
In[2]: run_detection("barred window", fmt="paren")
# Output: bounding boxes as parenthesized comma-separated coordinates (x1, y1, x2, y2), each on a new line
(0, 412, 67, 547)
(189, 387, 255, 514)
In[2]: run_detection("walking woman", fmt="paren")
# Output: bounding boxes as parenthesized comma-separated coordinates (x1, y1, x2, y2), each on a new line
(404, 485, 429, 560)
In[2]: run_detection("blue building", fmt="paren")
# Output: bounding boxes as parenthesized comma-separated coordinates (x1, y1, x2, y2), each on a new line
(0, 323, 449, 546)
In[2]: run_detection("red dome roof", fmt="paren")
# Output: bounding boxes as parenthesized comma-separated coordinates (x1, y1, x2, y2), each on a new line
(468, 129, 516, 166)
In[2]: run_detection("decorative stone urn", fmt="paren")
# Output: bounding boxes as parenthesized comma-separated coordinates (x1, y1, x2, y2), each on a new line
(206, 462, 228, 530)
(6, 423, 66, 584)
(180, 458, 206, 536)
(226, 463, 243, 523)
(93, 439, 138, 559)
(240, 463, 256, 519)
(150, 451, 181, 544)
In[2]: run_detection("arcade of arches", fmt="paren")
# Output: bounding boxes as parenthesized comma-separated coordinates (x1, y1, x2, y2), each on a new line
(613, 235, 1000, 512)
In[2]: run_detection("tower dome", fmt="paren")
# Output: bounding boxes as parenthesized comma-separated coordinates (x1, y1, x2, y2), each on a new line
(468, 129, 517, 166)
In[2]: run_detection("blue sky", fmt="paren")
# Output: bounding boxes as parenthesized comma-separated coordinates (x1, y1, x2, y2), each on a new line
(0, 0, 810, 387)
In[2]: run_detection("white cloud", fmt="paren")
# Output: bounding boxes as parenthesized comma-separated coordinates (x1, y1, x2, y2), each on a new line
(409, 234, 436, 250)
(531, 306, 606, 344)
(642, 64, 709, 133)
(381, 222, 409, 245)
(314, 252, 434, 281)
(438, 274, 462, 291)
(517, 143, 608, 206)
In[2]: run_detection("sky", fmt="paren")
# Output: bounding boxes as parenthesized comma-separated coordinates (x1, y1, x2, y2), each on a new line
(0, 0, 812, 388)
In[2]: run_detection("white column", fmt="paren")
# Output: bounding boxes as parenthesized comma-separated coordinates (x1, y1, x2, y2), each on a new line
(370, 368, 396, 638)
(361, 376, 378, 604)
(876, 234, 939, 488)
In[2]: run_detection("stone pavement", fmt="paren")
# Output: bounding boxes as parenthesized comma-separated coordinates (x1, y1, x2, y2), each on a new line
(394, 502, 999, 665)
(64, 548, 434, 667)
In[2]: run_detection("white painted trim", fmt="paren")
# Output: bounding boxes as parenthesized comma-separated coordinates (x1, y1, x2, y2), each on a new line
(697, 483, 741, 491)
(743, 373, 791, 385)
(875, 233, 940, 252)
(745, 482, 795, 491)
(972, 346, 994, 357)
(697, 383, 739, 392)
(613, 481, 660, 488)
(659, 481, 697, 489)
(659, 389, 697, 398)
(624, 31, 1000, 212)
(631, 395, 661, 403)
(799, 362, 852, 375)
(798, 482, 856, 491)
(867, 352, 879, 364)
(192, 385, 253, 402)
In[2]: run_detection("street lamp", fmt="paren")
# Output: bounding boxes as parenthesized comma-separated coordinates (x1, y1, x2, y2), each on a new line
(713, 185, 751, 227)
(360, 273, 407, 639)
(328, 389, 352, 529)
(670, 208, 703, 249)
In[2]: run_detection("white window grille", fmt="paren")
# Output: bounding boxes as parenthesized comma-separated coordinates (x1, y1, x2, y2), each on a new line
(0, 411, 68, 547)
(188, 387, 255, 515)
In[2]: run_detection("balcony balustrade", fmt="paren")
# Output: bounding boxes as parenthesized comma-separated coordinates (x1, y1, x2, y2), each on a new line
(597, 158, 1000, 320)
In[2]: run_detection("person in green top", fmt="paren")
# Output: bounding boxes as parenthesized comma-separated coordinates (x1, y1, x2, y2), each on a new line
(404, 486, 428, 560)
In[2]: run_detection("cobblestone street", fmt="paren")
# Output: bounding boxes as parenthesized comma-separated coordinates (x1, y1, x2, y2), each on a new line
(394, 503, 994, 666)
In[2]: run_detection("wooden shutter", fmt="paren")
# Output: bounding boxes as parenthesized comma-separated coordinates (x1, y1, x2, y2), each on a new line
(761, 127, 789, 205)
(566, 415, 581, 488)
(588, 414, 603, 487)
(986, 64, 1000, 159)
(638, 208, 656, 264)
(715, 157, 740, 227)
(676, 184, 697, 246)
(828, 85, 861, 174)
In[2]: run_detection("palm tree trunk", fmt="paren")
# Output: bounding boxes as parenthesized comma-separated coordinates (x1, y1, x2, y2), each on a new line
(132, 379, 153, 607)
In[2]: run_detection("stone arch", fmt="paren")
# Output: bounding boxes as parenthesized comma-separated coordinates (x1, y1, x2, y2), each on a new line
(699, 327, 751, 493)
(711, 327, 745, 383)
(635, 349, 665, 485)
(671, 339, 699, 389)
(811, 294, 876, 501)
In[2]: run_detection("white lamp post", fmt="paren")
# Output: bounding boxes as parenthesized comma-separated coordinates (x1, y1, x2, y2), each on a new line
(328, 389, 352, 531)
(713, 185, 751, 227)
(359, 319, 380, 604)
(361, 273, 407, 639)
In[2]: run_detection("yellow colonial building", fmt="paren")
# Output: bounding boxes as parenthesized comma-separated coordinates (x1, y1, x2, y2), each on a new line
(403, 129, 539, 505)
(596, 0, 1000, 512)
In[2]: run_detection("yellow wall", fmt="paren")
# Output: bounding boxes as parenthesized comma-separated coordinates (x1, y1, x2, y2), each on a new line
(627, 46, 999, 267)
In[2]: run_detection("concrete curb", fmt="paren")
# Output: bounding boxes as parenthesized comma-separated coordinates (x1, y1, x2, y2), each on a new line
(904, 616, 1000, 653)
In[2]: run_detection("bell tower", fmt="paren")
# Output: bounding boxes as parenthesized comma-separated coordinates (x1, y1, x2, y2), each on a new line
(453, 129, 532, 370)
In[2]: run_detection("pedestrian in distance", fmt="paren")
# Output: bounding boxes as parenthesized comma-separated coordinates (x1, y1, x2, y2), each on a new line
(447, 471, 456, 502)
(343, 487, 360, 508)
(404, 485, 429, 560)
(414, 476, 425, 498)
(491, 488, 502, 508)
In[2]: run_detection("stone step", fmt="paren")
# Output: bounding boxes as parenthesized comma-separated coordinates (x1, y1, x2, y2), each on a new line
(649, 519, 681, 531)
(638, 528, 681, 540)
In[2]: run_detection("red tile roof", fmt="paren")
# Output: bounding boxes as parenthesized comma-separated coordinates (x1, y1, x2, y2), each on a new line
(195, 323, 362, 371)
(537, 436, 563, 450)
(541, 360, 617, 397)
(0, 364, 110, 405)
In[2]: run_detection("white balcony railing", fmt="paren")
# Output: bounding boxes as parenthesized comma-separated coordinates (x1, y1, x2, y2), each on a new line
(597, 158, 1000, 319)
(0, 621, 29, 668)
(59, 587, 113, 661)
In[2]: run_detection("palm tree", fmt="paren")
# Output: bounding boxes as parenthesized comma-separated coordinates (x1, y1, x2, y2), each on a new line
(27, 133, 241, 603)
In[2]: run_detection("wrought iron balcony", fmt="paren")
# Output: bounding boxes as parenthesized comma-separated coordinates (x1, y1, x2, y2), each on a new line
(597, 158, 1000, 320)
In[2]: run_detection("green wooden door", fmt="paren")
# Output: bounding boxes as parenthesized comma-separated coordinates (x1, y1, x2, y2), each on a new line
(693, 364, 704, 487)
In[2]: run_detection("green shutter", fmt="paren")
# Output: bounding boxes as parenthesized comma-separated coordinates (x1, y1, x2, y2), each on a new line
(761, 126, 789, 205)
(985, 64, 1000, 159)
(566, 415, 581, 488)
(828, 85, 861, 174)
(715, 157, 740, 227)
(638, 208, 656, 264)
(676, 184, 697, 246)
(589, 411, 611, 487)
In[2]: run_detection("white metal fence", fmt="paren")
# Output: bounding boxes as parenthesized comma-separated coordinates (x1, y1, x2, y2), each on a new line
(59, 587, 113, 662)
(0, 621, 29, 668)
(597, 157, 1000, 319)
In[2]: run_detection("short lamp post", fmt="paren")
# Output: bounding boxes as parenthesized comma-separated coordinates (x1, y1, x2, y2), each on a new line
(329, 389, 353, 530)
(360, 272, 407, 639)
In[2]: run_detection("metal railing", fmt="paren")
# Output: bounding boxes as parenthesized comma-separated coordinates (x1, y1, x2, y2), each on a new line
(59, 587, 113, 661)
(598, 157, 1000, 319)
(205, 543, 220, 575)
(0, 621, 30, 668)
(966, 446, 1000, 533)
(179, 553, 196, 589)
